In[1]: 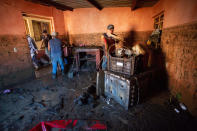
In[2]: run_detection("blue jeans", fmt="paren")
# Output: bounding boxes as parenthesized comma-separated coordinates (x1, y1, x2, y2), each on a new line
(102, 56, 107, 70)
(51, 54, 64, 75)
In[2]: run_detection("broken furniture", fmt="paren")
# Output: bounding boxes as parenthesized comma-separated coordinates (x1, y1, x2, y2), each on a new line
(104, 69, 162, 110)
(104, 71, 137, 109)
(73, 46, 101, 72)
(102, 47, 148, 109)
(63, 46, 72, 57)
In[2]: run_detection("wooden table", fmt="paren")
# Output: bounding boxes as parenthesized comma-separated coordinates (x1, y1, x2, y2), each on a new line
(74, 47, 102, 71)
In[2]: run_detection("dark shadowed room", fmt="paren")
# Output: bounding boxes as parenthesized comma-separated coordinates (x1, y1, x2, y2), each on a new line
(0, 0, 197, 130)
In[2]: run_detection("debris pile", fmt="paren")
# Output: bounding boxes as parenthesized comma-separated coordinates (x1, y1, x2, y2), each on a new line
(74, 83, 98, 107)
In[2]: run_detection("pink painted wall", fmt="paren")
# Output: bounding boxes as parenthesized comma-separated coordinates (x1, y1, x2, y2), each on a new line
(64, 7, 153, 34)
(0, 0, 66, 35)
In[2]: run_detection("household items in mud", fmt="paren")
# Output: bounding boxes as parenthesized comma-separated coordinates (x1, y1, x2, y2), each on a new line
(147, 29, 162, 49)
(108, 44, 145, 76)
(102, 43, 146, 109)
(73, 46, 102, 72)
(104, 71, 139, 110)
(108, 55, 137, 76)
(103, 69, 162, 109)
(74, 83, 98, 107)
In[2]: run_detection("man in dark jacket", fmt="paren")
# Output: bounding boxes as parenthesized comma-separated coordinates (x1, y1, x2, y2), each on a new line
(41, 30, 52, 59)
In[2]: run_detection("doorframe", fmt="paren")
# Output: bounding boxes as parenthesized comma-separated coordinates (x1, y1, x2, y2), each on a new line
(23, 13, 55, 39)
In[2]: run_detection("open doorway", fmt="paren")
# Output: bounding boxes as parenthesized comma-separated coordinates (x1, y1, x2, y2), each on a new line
(23, 13, 55, 77)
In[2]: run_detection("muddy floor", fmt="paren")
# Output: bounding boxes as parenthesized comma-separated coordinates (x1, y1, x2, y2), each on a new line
(0, 65, 197, 131)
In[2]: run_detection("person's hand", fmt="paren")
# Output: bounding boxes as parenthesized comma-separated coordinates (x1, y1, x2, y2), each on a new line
(35, 50, 39, 54)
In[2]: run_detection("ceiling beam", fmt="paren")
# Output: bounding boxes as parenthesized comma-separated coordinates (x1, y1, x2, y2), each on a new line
(86, 0, 103, 10)
(26, 0, 73, 11)
(137, 0, 159, 8)
(131, 0, 137, 11)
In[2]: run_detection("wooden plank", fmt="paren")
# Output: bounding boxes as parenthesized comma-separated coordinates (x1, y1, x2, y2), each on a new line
(131, 0, 137, 10)
(86, 0, 103, 10)
(26, 0, 73, 11)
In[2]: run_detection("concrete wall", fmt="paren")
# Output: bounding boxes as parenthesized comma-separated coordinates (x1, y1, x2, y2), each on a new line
(0, 0, 66, 87)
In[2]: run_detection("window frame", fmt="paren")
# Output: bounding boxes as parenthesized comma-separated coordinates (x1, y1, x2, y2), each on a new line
(153, 11, 164, 30)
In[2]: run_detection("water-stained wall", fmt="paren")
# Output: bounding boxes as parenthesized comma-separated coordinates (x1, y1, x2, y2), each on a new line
(63, 0, 197, 115)
(0, 0, 66, 87)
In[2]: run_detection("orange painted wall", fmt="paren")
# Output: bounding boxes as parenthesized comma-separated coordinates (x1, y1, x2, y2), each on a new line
(0, 0, 66, 87)
(63, 0, 197, 115)
(64, 7, 153, 34)
(0, 0, 65, 35)
(64, 0, 197, 34)
(152, 0, 197, 28)
(152, 0, 197, 115)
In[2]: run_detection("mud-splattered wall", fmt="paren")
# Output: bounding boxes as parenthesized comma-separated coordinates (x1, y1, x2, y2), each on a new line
(63, 0, 197, 115)
(0, 0, 66, 87)
(0, 35, 33, 87)
(64, 7, 153, 46)
(152, 0, 197, 115)
(161, 22, 197, 115)
(68, 31, 152, 47)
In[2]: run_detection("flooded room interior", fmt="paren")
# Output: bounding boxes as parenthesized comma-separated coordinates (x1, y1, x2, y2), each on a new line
(0, 0, 197, 130)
